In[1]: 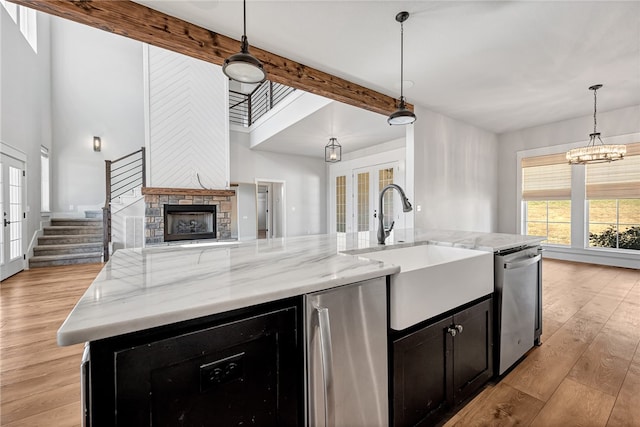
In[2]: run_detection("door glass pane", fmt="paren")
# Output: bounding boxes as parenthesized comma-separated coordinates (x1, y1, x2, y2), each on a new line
(357, 172, 369, 232)
(379, 168, 394, 229)
(9, 166, 22, 260)
(336, 176, 346, 233)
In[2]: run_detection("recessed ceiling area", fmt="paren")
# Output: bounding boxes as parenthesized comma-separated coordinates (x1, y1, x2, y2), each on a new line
(247, 100, 406, 159)
(135, 1, 640, 135)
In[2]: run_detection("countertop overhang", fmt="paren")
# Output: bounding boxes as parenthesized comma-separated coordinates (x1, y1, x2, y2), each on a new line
(57, 229, 544, 346)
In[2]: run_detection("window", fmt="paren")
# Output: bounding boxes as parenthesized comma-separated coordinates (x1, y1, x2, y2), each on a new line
(1, 0, 18, 23)
(520, 140, 640, 254)
(521, 153, 572, 245)
(40, 146, 50, 212)
(379, 167, 394, 229)
(357, 172, 369, 232)
(19, 6, 37, 53)
(1, 2, 37, 52)
(336, 176, 346, 233)
(586, 142, 640, 250)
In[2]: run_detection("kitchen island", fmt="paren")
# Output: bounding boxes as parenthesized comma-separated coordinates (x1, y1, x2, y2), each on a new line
(58, 229, 543, 346)
(59, 229, 544, 426)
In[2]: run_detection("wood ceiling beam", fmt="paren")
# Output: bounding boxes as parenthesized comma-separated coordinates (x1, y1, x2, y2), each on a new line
(9, 0, 413, 116)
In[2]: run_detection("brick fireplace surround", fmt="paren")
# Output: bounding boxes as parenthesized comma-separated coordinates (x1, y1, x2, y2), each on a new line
(142, 187, 235, 245)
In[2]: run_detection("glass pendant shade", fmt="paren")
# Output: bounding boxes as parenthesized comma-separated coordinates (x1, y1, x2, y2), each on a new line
(566, 84, 626, 165)
(325, 138, 341, 163)
(223, 37, 266, 84)
(388, 98, 416, 125)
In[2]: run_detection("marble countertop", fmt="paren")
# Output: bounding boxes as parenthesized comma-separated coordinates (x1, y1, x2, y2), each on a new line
(57, 229, 544, 346)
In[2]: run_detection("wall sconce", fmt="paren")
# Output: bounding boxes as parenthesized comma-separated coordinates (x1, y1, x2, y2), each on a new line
(93, 136, 101, 152)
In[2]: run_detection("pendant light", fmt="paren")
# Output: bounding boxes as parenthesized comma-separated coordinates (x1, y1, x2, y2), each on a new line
(325, 137, 342, 163)
(566, 84, 626, 164)
(388, 11, 416, 125)
(222, 0, 266, 84)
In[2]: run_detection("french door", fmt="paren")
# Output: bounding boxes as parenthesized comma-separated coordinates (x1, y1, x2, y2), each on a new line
(1, 153, 26, 281)
(332, 162, 404, 242)
(353, 163, 401, 234)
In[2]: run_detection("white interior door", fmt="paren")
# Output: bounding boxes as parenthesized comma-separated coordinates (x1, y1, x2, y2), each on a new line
(1, 153, 26, 281)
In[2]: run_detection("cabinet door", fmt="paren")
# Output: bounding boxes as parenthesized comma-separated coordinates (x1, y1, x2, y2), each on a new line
(452, 298, 493, 404)
(393, 317, 453, 427)
(112, 306, 300, 426)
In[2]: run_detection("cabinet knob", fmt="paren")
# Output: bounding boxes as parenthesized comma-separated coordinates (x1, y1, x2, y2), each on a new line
(447, 325, 463, 337)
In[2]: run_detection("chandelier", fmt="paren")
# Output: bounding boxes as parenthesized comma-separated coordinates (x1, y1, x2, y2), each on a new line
(325, 137, 341, 163)
(566, 84, 626, 165)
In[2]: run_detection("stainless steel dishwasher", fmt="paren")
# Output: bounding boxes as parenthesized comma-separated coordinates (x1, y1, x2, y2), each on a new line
(494, 245, 542, 375)
(305, 277, 388, 427)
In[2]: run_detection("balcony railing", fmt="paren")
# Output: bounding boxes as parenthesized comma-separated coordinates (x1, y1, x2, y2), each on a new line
(229, 80, 295, 127)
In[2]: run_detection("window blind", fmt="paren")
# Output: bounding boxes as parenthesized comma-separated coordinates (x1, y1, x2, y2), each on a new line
(586, 142, 640, 199)
(521, 153, 571, 201)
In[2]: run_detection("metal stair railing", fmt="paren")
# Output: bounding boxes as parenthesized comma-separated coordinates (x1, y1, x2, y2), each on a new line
(229, 80, 296, 127)
(102, 147, 146, 262)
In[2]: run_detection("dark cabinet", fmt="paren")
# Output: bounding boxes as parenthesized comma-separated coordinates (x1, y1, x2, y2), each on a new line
(88, 298, 302, 426)
(392, 297, 493, 427)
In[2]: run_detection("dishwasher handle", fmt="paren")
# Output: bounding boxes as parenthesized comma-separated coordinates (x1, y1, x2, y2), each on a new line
(504, 253, 541, 270)
(317, 306, 335, 427)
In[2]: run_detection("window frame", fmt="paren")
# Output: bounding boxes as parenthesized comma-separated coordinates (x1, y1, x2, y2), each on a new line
(40, 146, 50, 213)
(516, 133, 639, 268)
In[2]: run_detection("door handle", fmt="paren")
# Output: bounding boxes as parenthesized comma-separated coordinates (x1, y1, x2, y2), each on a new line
(504, 254, 542, 270)
(316, 306, 335, 427)
(3, 218, 10, 227)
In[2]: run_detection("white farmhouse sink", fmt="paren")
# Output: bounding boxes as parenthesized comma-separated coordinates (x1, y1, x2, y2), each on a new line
(359, 244, 493, 330)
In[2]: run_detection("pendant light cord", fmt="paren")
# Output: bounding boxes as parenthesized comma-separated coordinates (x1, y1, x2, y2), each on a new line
(593, 87, 598, 134)
(400, 20, 404, 101)
(243, 0, 247, 37)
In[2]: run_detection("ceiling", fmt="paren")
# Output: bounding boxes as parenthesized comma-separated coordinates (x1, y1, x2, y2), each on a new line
(135, 0, 640, 154)
(248, 101, 406, 157)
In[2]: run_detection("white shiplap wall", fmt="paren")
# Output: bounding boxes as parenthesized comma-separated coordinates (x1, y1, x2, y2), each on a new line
(145, 45, 229, 189)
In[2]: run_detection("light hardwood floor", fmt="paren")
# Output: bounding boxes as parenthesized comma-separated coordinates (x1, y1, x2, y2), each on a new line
(1, 259, 639, 426)
(1, 263, 104, 427)
(446, 259, 640, 427)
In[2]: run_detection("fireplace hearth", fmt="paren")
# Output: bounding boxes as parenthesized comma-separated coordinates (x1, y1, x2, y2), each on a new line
(164, 204, 216, 242)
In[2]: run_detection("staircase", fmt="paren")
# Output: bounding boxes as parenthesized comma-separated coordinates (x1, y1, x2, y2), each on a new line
(29, 218, 103, 268)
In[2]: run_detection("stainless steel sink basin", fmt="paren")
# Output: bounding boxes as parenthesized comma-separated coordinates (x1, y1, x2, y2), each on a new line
(359, 244, 493, 330)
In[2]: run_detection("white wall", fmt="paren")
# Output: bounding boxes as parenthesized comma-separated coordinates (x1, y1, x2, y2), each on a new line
(230, 183, 257, 240)
(1, 9, 52, 248)
(230, 132, 327, 236)
(146, 45, 229, 189)
(497, 104, 640, 234)
(50, 16, 144, 215)
(412, 105, 499, 232)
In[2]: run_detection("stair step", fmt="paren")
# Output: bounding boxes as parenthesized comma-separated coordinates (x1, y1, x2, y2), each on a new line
(34, 242, 103, 256)
(38, 234, 103, 245)
(84, 210, 103, 219)
(44, 226, 103, 235)
(52, 218, 103, 226)
(29, 252, 103, 268)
